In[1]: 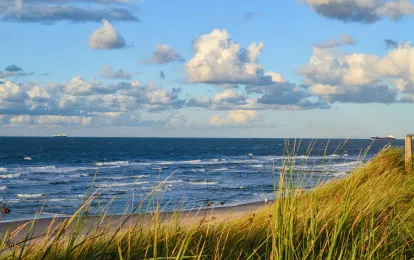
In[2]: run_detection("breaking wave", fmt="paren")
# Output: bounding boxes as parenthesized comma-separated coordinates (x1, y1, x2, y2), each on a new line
(330, 172, 348, 177)
(161, 180, 183, 184)
(68, 173, 89, 178)
(105, 175, 148, 180)
(41, 212, 69, 217)
(0, 173, 21, 179)
(95, 161, 129, 167)
(212, 168, 228, 171)
(157, 159, 202, 165)
(95, 181, 150, 188)
(17, 193, 45, 198)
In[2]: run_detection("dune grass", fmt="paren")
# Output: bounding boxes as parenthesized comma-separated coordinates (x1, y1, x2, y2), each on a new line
(1, 146, 414, 259)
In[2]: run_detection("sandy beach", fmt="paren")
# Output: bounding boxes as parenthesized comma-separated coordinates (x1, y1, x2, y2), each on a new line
(0, 201, 271, 244)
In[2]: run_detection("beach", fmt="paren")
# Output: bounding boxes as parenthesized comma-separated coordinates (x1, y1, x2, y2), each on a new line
(0, 200, 271, 243)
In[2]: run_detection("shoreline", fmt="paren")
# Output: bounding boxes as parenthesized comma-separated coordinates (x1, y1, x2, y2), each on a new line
(0, 198, 271, 224)
(0, 200, 272, 242)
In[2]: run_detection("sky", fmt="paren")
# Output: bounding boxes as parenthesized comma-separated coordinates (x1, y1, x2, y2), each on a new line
(1, 0, 414, 138)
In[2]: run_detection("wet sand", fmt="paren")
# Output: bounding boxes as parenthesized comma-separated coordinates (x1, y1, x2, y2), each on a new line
(0, 201, 272, 244)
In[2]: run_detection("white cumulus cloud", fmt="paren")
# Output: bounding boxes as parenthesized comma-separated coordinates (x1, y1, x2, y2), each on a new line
(186, 29, 271, 85)
(210, 110, 258, 126)
(62, 76, 113, 96)
(297, 41, 414, 103)
(0, 76, 185, 128)
(89, 19, 125, 49)
(213, 89, 246, 104)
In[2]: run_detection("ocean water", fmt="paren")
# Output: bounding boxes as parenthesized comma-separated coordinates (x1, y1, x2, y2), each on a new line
(0, 137, 402, 222)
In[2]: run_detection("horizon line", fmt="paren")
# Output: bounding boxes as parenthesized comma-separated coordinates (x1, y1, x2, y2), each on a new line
(0, 135, 402, 140)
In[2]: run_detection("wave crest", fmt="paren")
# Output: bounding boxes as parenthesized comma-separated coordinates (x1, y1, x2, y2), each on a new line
(17, 193, 45, 198)
(0, 173, 21, 179)
(95, 161, 129, 167)
(95, 181, 150, 188)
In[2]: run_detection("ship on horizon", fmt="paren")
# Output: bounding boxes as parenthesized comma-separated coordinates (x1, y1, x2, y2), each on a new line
(52, 134, 68, 137)
(371, 134, 395, 140)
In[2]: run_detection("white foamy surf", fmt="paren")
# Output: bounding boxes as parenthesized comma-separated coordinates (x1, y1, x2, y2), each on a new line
(95, 181, 150, 188)
(95, 161, 129, 167)
(17, 194, 45, 198)
(0, 173, 21, 179)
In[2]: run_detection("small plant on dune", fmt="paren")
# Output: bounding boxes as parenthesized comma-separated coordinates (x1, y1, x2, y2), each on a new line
(0, 142, 413, 259)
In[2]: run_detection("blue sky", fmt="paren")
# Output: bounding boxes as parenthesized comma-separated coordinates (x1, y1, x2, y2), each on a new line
(1, 0, 414, 138)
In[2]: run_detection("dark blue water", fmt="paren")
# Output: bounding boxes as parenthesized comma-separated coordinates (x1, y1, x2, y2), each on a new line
(0, 137, 402, 221)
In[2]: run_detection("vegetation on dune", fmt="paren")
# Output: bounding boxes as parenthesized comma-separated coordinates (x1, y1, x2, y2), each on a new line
(1, 147, 414, 259)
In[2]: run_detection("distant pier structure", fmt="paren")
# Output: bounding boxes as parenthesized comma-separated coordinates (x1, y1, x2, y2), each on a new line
(406, 134, 414, 173)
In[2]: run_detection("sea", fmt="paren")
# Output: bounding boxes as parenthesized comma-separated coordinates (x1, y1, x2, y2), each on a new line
(0, 137, 403, 222)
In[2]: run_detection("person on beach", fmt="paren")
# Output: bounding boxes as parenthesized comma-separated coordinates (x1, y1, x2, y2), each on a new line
(1, 203, 10, 215)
